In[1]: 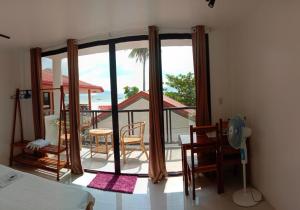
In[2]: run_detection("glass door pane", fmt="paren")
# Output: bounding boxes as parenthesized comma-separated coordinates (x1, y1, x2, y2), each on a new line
(41, 52, 69, 178)
(116, 40, 150, 174)
(42, 53, 68, 145)
(161, 39, 195, 173)
(77, 45, 114, 172)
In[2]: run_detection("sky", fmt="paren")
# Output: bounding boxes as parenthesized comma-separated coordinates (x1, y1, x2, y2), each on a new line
(42, 46, 194, 94)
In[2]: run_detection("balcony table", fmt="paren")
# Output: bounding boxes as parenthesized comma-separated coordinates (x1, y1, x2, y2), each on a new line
(89, 128, 113, 159)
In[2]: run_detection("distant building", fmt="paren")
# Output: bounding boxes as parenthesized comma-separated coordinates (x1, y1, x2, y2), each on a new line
(95, 91, 195, 143)
(42, 69, 104, 114)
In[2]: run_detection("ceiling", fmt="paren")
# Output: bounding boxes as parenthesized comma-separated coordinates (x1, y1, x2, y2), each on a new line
(0, 0, 259, 50)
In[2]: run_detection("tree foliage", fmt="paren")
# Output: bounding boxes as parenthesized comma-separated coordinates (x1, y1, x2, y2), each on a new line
(128, 48, 149, 91)
(164, 72, 195, 106)
(128, 48, 149, 63)
(124, 86, 139, 99)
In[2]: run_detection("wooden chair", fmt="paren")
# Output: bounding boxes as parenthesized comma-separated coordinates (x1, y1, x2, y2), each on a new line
(120, 122, 148, 164)
(185, 124, 223, 200)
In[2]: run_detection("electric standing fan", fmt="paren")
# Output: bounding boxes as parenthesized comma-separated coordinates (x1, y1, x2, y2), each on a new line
(228, 116, 262, 207)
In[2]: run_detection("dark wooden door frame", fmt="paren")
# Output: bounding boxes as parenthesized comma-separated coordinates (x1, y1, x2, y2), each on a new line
(109, 43, 121, 174)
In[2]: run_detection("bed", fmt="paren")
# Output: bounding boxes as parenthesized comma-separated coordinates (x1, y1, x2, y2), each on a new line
(0, 164, 95, 210)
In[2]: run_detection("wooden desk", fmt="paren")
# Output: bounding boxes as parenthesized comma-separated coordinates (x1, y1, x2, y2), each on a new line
(89, 129, 113, 159)
(179, 132, 251, 194)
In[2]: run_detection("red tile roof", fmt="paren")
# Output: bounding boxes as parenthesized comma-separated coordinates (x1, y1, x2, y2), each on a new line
(97, 91, 195, 121)
(42, 69, 104, 93)
(98, 105, 112, 111)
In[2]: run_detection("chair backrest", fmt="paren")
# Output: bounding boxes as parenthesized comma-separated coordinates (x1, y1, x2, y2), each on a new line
(80, 112, 92, 126)
(120, 121, 146, 139)
(135, 121, 145, 138)
(219, 118, 229, 142)
(189, 124, 220, 168)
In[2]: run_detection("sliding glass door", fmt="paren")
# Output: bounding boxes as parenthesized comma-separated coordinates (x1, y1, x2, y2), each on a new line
(116, 40, 150, 174)
(160, 38, 195, 173)
(76, 36, 193, 175)
(41, 34, 197, 176)
(77, 45, 115, 173)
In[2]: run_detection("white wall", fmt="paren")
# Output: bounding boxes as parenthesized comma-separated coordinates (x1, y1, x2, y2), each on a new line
(209, 28, 233, 122)
(18, 50, 35, 141)
(0, 50, 21, 164)
(227, 1, 300, 209)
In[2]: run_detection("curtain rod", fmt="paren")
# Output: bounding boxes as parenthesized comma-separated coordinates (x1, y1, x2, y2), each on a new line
(41, 26, 212, 52)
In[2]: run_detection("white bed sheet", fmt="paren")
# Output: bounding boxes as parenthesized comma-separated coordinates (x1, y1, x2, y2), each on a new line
(0, 165, 94, 210)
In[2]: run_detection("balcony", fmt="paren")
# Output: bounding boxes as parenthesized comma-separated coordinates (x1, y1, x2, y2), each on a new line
(78, 107, 195, 174)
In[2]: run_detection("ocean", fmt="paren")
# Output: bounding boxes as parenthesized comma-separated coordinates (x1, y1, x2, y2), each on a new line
(79, 91, 125, 109)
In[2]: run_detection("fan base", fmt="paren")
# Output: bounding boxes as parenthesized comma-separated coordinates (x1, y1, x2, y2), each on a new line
(233, 188, 262, 207)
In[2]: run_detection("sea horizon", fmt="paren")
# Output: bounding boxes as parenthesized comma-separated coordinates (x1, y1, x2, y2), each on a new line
(79, 91, 125, 109)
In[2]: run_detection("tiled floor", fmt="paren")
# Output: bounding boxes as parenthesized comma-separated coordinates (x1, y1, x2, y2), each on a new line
(14, 165, 274, 210)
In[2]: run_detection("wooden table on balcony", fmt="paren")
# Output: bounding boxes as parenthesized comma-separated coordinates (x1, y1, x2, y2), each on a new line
(89, 128, 113, 159)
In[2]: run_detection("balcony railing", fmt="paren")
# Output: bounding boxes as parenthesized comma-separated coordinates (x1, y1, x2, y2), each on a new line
(80, 106, 196, 144)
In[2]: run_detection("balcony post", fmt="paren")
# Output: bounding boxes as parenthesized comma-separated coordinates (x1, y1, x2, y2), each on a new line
(131, 111, 134, 135)
(88, 89, 92, 110)
(165, 109, 169, 143)
(169, 110, 172, 143)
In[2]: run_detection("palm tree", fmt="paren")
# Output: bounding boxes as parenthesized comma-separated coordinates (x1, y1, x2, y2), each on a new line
(128, 48, 149, 91)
